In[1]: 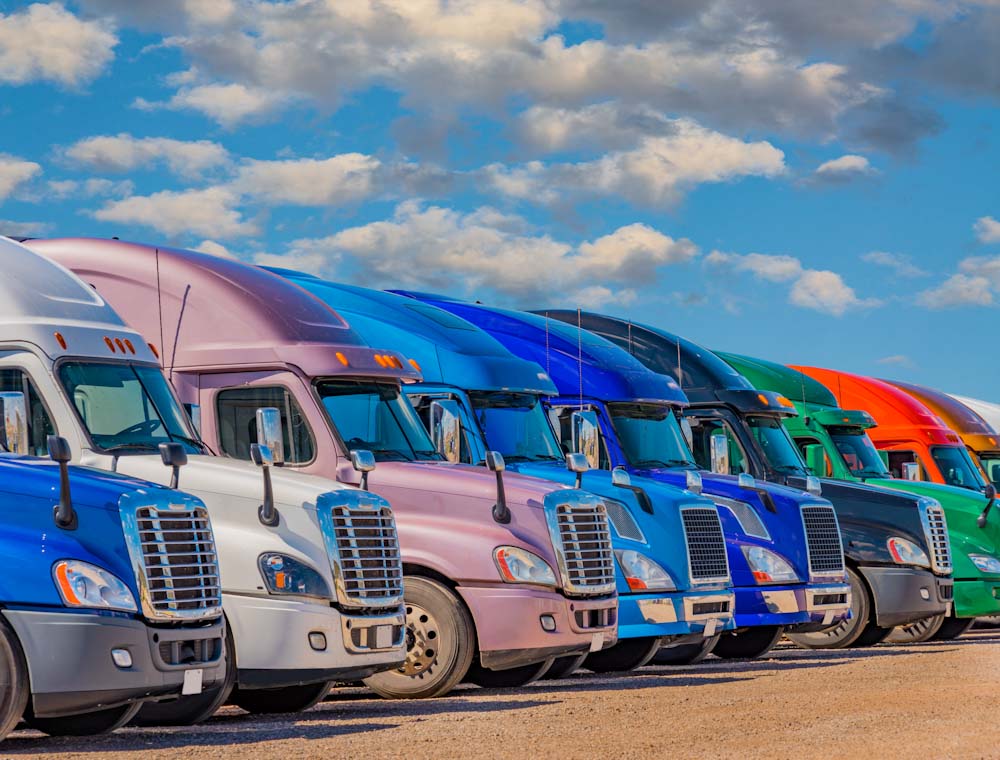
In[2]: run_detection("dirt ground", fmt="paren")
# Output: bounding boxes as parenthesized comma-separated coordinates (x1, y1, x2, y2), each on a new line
(6, 630, 1000, 759)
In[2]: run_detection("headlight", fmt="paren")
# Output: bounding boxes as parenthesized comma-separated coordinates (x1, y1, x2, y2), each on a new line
(494, 546, 557, 587)
(742, 546, 799, 584)
(615, 550, 676, 592)
(258, 554, 331, 598)
(969, 554, 1000, 574)
(887, 537, 930, 568)
(52, 560, 137, 613)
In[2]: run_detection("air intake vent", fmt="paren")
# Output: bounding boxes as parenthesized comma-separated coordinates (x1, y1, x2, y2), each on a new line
(920, 502, 952, 575)
(801, 504, 846, 576)
(545, 494, 616, 598)
(681, 506, 730, 584)
(603, 499, 645, 543)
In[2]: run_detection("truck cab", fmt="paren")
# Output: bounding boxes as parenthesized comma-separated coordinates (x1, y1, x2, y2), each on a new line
(400, 296, 852, 661)
(265, 272, 735, 675)
(9, 237, 407, 723)
(0, 442, 225, 741)
(36, 238, 618, 699)
(721, 355, 1000, 641)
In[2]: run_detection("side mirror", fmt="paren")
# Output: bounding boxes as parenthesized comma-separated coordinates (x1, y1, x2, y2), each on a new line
(48, 435, 76, 530)
(158, 442, 188, 489)
(184, 403, 202, 436)
(978, 484, 997, 528)
(986, 483, 997, 501)
(566, 452, 589, 489)
(250, 442, 279, 527)
(485, 451, 510, 524)
(805, 475, 822, 496)
(350, 449, 376, 491)
(429, 399, 462, 464)
(679, 417, 694, 450)
(0, 392, 28, 455)
(686, 470, 703, 495)
(611, 466, 631, 488)
(571, 410, 600, 470)
(710, 433, 730, 475)
(255, 407, 285, 467)
(901, 462, 921, 481)
(803, 444, 828, 477)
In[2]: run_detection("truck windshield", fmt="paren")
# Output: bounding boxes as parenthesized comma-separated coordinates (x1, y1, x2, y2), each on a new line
(977, 451, 1000, 487)
(59, 362, 203, 454)
(745, 416, 809, 475)
(931, 445, 987, 491)
(468, 392, 564, 463)
(607, 402, 698, 469)
(316, 379, 443, 462)
(828, 429, 890, 478)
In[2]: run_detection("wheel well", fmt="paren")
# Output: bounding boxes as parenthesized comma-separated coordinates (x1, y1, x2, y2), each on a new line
(401, 563, 482, 656)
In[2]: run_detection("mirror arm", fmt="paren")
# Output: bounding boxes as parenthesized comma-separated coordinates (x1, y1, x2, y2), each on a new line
(978, 496, 996, 529)
(258, 465, 279, 527)
(53, 457, 77, 530)
(360, 470, 370, 491)
(492, 470, 510, 524)
(169, 464, 181, 490)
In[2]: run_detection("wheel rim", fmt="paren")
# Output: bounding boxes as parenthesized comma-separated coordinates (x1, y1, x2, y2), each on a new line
(399, 602, 443, 679)
(792, 572, 863, 645)
(889, 614, 941, 643)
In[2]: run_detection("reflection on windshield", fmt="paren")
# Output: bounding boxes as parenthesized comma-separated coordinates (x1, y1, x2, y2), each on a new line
(470, 392, 563, 463)
(978, 452, 1000, 487)
(746, 416, 808, 475)
(608, 403, 697, 469)
(829, 429, 889, 478)
(59, 362, 202, 454)
(316, 379, 442, 463)
(931, 445, 987, 491)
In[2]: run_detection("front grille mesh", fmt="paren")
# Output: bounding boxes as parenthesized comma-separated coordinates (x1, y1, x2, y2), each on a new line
(135, 505, 222, 619)
(801, 505, 846, 576)
(922, 504, 952, 575)
(681, 507, 730, 583)
(554, 502, 616, 596)
(159, 637, 223, 667)
(331, 504, 404, 607)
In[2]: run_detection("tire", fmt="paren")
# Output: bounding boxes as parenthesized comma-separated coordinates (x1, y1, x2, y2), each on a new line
(788, 567, 888, 649)
(886, 614, 946, 644)
(231, 681, 331, 715)
(651, 634, 720, 665)
(364, 576, 475, 699)
(465, 660, 550, 688)
(712, 626, 784, 660)
(0, 618, 29, 741)
(931, 615, 976, 641)
(583, 637, 661, 673)
(543, 653, 587, 680)
(26, 703, 141, 737)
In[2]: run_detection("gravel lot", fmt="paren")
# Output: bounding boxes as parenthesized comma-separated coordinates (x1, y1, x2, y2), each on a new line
(6, 630, 999, 759)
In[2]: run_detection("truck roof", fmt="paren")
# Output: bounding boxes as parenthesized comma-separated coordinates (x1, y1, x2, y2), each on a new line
(266, 272, 557, 395)
(24, 238, 418, 381)
(949, 393, 1000, 433)
(393, 293, 685, 405)
(885, 379, 1000, 453)
(717, 352, 838, 408)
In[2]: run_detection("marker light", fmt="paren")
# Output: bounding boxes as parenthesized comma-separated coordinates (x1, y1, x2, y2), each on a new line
(52, 560, 137, 612)
(336, 352, 349, 366)
(374, 354, 387, 367)
(104, 337, 116, 352)
(776, 395, 794, 408)
(123, 339, 135, 354)
(757, 394, 770, 406)
(409, 358, 422, 372)
(53, 332, 67, 350)
(114, 338, 126, 353)
(148, 343, 160, 358)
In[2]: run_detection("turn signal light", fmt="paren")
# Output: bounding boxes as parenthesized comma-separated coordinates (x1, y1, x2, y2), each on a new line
(336, 351, 349, 366)
(409, 358, 421, 372)
(776, 395, 794, 408)
(54, 332, 67, 350)
(757, 394, 769, 406)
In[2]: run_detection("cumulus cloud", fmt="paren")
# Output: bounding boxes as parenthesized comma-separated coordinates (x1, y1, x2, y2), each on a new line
(194, 239, 236, 259)
(917, 273, 994, 309)
(877, 354, 916, 368)
(47, 178, 133, 199)
(0, 219, 50, 237)
(861, 250, 927, 277)
(231, 154, 382, 206)
(135, 84, 285, 129)
(0, 3, 117, 87)
(705, 251, 803, 282)
(93, 187, 256, 239)
(813, 154, 877, 182)
(79, 0, 236, 32)
(974, 216, 1000, 244)
(0, 155, 42, 200)
(64, 134, 230, 177)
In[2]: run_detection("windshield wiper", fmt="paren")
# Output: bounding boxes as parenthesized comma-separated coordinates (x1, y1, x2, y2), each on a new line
(365, 448, 414, 462)
(103, 443, 159, 455)
(169, 433, 206, 452)
(633, 458, 693, 469)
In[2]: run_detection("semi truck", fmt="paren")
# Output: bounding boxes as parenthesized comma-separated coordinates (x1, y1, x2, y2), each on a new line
(262, 273, 735, 675)
(720, 355, 999, 641)
(0, 437, 225, 740)
(553, 315, 952, 648)
(398, 295, 852, 661)
(37, 238, 619, 699)
(8, 237, 407, 722)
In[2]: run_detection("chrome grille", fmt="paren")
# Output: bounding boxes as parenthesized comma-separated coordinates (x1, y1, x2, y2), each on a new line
(131, 504, 222, 622)
(545, 494, 616, 598)
(681, 506, 730, 584)
(327, 500, 404, 609)
(801, 504, 846, 576)
(920, 502, 952, 575)
(603, 498, 645, 543)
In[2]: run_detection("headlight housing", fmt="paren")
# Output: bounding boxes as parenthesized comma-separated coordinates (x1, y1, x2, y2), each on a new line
(969, 553, 1000, 574)
(52, 560, 137, 613)
(258, 554, 331, 598)
(494, 546, 557, 587)
(887, 537, 930, 568)
(615, 550, 676, 592)
(742, 546, 799, 584)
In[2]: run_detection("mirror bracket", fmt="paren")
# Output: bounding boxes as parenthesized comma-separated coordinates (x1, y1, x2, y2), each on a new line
(251, 443, 280, 527)
(978, 484, 997, 529)
(48, 435, 77, 530)
(486, 451, 510, 524)
(158, 442, 188, 490)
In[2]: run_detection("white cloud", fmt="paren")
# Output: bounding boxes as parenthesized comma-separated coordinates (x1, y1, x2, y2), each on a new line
(93, 187, 256, 239)
(861, 250, 927, 277)
(813, 154, 877, 183)
(0, 3, 116, 87)
(64, 134, 230, 177)
(0, 155, 41, 200)
(877, 354, 915, 368)
(576, 224, 698, 282)
(917, 273, 994, 308)
(974, 216, 1000, 244)
(705, 251, 803, 282)
(232, 154, 381, 206)
(0, 219, 50, 237)
(136, 84, 284, 129)
(47, 178, 133, 199)
(194, 239, 236, 259)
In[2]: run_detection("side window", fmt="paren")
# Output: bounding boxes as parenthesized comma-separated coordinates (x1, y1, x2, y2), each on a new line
(688, 417, 747, 475)
(0, 369, 55, 457)
(216, 386, 315, 464)
(887, 450, 926, 480)
(794, 436, 833, 477)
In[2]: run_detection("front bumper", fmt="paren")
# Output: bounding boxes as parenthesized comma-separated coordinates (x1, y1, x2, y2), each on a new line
(953, 577, 1000, 619)
(3, 609, 225, 719)
(224, 594, 406, 689)
(457, 585, 617, 671)
(859, 567, 952, 628)
(734, 582, 851, 629)
(619, 589, 736, 641)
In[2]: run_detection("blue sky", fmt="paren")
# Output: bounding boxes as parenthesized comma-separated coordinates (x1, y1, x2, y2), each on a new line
(1, 1, 999, 397)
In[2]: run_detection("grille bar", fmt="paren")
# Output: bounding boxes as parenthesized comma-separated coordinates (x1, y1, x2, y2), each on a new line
(546, 496, 616, 598)
(681, 507, 730, 584)
(323, 497, 405, 609)
(800, 504, 846, 577)
(920, 503, 952, 575)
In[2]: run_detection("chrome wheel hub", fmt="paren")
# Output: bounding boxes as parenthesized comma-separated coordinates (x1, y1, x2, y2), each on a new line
(398, 603, 440, 678)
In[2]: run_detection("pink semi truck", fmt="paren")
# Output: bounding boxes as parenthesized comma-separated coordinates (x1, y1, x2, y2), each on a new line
(30, 237, 619, 699)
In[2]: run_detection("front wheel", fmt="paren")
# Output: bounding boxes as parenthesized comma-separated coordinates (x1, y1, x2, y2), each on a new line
(543, 653, 587, 680)
(0, 618, 29, 741)
(231, 681, 331, 715)
(465, 660, 550, 688)
(26, 703, 141, 737)
(583, 637, 661, 673)
(364, 576, 475, 699)
(931, 615, 976, 641)
(887, 614, 945, 644)
(788, 567, 888, 649)
(651, 634, 720, 665)
(712, 626, 784, 660)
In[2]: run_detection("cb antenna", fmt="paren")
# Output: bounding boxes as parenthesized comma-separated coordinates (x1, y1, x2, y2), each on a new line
(676, 335, 683, 389)
(544, 311, 551, 376)
(577, 308, 584, 410)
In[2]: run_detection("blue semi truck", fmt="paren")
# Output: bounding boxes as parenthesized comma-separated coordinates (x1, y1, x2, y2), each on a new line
(266, 270, 735, 673)
(392, 295, 853, 661)
(0, 437, 225, 741)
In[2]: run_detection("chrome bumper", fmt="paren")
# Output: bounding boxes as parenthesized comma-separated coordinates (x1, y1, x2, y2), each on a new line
(340, 609, 407, 654)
